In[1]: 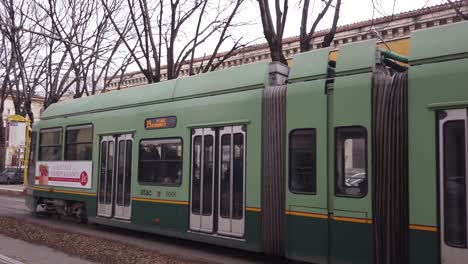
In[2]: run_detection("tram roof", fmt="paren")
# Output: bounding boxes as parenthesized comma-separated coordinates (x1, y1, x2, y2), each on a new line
(41, 61, 270, 120)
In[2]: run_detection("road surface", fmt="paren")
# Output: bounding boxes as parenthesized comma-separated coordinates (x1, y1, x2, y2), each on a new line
(0, 194, 282, 264)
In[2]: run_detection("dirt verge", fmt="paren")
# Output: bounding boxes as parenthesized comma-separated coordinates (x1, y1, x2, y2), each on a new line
(0, 216, 193, 264)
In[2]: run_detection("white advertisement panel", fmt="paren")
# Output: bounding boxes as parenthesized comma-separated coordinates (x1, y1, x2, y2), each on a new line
(8, 121, 26, 147)
(35, 161, 92, 189)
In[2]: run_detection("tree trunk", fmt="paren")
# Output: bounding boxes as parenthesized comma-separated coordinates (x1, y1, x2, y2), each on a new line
(24, 99, 34, 124)
(0, 118, 5, 170)
(322, 0, 342, 48)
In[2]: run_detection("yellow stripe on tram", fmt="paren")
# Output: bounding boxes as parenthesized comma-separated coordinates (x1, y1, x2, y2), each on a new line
(246, 207, 261, 212)
(285, 210, 329, 220)
(409, 224, 438, 232)
(333, 216, 373, 224)
(32, 187, 96, 197)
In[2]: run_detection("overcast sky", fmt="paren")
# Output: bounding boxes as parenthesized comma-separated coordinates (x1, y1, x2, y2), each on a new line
(229, 0, 447, 45)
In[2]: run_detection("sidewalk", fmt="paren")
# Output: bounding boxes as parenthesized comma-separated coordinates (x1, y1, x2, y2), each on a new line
(0, 234, 94, 264)
(0, 185, 24, 196)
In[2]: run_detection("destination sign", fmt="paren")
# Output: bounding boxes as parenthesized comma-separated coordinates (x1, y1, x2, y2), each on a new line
(145, 116, 177, 129)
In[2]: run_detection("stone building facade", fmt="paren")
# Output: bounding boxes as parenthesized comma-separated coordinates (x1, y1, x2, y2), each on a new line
(2, 96, 44, 124)
(106, 2, 468, 90)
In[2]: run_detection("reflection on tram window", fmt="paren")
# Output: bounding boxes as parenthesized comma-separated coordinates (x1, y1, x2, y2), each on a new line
(289, 129, 316, 194)
(191, 136, 201, 214)
(443, 120, 467, 248)
(220, 133, 245, 220)
(106, 141, 114, 205)
(335, 126, 367, 197)
(124, 140, 132, 206)
(202, 135, 214, 216)
(39, 128, 63, 161)
(65, 125, 93, 160)
(139, 138, 182, 186)
(99, 141, 107, 203)
(232, 133, 244, 220)
(220, 134, 231, 219)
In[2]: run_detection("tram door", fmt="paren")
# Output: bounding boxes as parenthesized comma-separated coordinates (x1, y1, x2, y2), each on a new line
(189, 126, 245, 237)
(98, 134, 133, 220)
(217, 126, 245, 237)
(190, 128, 216, 232)
(439, 109, 468, 264)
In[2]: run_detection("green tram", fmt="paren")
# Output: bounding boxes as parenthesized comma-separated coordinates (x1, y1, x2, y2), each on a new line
(26, 22, 468, 263)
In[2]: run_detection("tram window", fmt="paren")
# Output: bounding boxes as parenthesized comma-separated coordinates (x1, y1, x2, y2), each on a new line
(124, 140, 132, 206)
(289, 129, 316, 194)
(202, 135, 214, 216)
(335, 126, 367, 197)
(139, 138, 182, 186)
(28, 132, 37, 184)
(65, 125, 93, 160)
(220, 134, 231, 218)
(39, 128, 63, 161)
(443, 120, 467, 248)
(191, 136, 201, 214)
(232, 133, 244, 220)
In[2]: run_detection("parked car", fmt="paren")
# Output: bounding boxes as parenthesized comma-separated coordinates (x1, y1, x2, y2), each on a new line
(0, 168, 23, 184)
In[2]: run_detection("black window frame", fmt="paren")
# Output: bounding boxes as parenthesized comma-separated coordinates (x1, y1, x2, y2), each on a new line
(288, 128, 317, 195)
(65, 124, 94, 161)
(39, 127, 63, 161)
(138, 137, 183, 187)
(335, 126, 368, 198)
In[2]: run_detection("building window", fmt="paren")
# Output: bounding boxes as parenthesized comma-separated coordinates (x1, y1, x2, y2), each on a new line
(65, 125, 93, 160)
(39, 128, 63, 161)
(403, 26, 410, 34)
(139, 138, 183, 186)
(289, 129, 316, 194)
(335, 126, 367, 197)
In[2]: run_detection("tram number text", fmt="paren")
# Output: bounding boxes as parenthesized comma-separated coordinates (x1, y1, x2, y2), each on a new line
(165, 191, 176, 198)
(140, 189, 152, 196)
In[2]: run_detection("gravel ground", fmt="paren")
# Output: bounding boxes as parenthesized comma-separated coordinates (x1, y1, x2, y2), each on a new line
(0, 216, 195, 264)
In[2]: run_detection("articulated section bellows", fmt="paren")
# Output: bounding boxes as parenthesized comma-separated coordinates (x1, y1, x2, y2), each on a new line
(372, 65, 409, 264)
(261, 85, 287, 256)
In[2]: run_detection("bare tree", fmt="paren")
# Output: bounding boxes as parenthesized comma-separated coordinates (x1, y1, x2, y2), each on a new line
(299, 0, 333, 52)
(12, 0, 130, 107)
(257, 0, 288, 64)
(102, 0, 248, 83)
(447, 0, 468, 20)
(322, 0, 341, 48)
(258, 0, 342, 63)
(0, 34, 15, 170)
(0, 0, 49, 121)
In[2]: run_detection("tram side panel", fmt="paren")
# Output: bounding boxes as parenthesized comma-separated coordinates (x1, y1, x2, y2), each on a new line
(27, 84, 265, 252)
(408, 21, 468, 264)
(330, 40, 375, 264)
(128, 89, 264, 250)
(27, 116, 100, 220)
(284, 48, 331, 263)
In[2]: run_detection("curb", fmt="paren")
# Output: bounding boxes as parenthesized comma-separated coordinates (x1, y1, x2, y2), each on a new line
(0, 254, 24, 264)
(0, 189, 25, 197)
